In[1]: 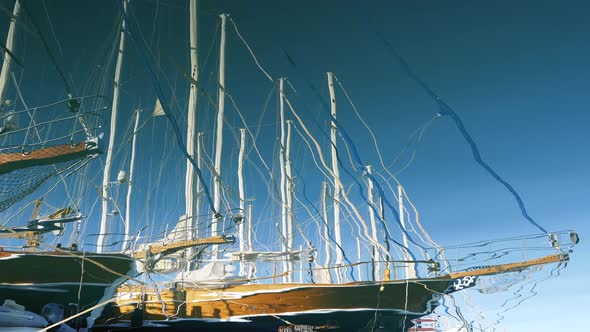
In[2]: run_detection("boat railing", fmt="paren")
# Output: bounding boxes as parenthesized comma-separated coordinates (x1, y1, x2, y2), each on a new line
(426, 230, 577, 275)
(1, 95, 109, 213)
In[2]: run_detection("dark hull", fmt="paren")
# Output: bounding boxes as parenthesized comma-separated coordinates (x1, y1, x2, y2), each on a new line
(0, 250, 135, 317)
(92, 311, 423, 332)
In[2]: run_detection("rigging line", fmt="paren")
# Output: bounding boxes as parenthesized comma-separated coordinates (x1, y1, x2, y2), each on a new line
(279, 51, 424, 255)
(373, 172, 429, 247)
(158, 41, 277, 188)
(375, 33, 548, 235)
(224, 90, 274, 174)
(392, 115, 440, 174)
(19, 0, 73, 99)
(250, 83, 278, 154)
(146, 271, 172, 319)
(355, 172, 420, 260)
(329, 127, 416, 256)
(0, 42, 24, 68)
(283, 91, 405, 265)
(289, 125, 351, 265)
(333, 122, 425, 252)
(228, 16, 273, 82)
(291, 123, 333, 184)
(337, 136, 428, 259)
(41, 0, 63, 57)
(331, 138, 425, 254)
(117, 0, 219, 218)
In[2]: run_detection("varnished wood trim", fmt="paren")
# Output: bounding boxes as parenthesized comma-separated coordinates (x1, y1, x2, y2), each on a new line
(0, 141, 94, 174)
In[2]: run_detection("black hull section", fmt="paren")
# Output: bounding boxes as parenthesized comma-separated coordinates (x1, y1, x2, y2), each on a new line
(91, 310, 423, 332)
(0, 250, 135, 315)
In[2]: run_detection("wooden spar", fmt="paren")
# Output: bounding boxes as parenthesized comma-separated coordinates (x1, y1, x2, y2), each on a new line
(211, 13, 228, 259)
(0, 0, 20, 104)
(123, 109, 141, 251)
(132, 235, 234, 259)
(444, 253, 568, 279)
(0, 140, 97, 175)
(185, 0, 199, 263)
(327, 72, 344, 283)
(98, 0, 127, 253)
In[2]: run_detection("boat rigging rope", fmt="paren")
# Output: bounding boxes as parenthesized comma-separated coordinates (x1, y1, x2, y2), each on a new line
(19, 0, 78, 111)
(335, 76, 443, 252)
(0, 42, 23, 68)
(375, 32, 548, 235)
(228, 16, 273, 82)
(279, 49, 427, 258)
(225, 17, 412, 272)
(116, 1, 220, 219)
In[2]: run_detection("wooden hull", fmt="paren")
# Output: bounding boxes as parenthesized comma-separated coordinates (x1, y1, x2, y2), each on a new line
(106, 253, 568, 331)
(0, 250, 135, 316)
(110, 278, 458, 331)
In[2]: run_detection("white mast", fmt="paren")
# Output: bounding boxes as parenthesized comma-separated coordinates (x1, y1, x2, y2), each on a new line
(195, 133, 203, 239)
(237, 128, 246, 274)
(279, 78, 287, 280)
(246, 203, 254, 278)
(211, 13, 228, 258)
(366, 165, 382, 280)
(0, 0, 20, 104)
(123, 109, 141, 251)
(321, 181, 332, 280)
(285, 119, 294, 281)
(312, 181, 332, 284)
(279, 78, 292, 282)
(327, 72, 344, 283)
(98, 0, 127, 253)
(398, 185, 415, 278)
(185, 0, 199, 263)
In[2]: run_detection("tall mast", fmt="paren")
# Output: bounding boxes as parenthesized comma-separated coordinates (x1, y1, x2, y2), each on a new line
(285, 119, 294, 281)
(211, 13, 228, 258)
(237, 128, 246, 274)
(185, 0, 199, 262)
(279, 78, 292, 282)
(123, 109, 141, 251)
(366, 165, 381, 280)
(0, 0, 20, 105)
(327, 72, 344, 283)
(321, 181, 332, 283)
(398, 185, 415, 278)
(97, 0, 127, 252)
(195, 133, 203, 239)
